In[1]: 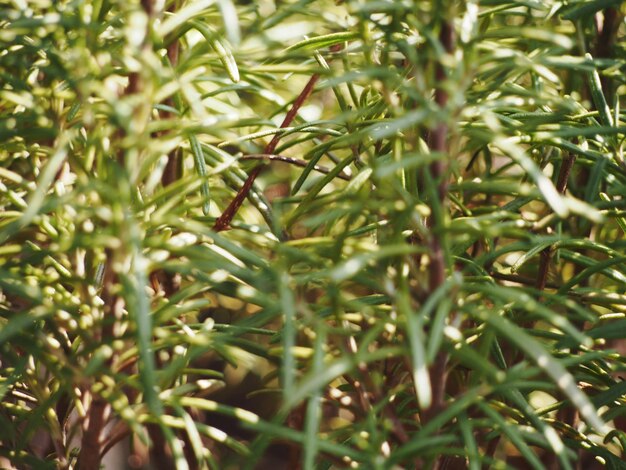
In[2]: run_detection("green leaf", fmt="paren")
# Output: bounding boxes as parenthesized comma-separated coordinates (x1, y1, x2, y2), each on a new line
(285, 32, 359, 52)
(586, 53, 614, 128)
(479, 311, 607, 434)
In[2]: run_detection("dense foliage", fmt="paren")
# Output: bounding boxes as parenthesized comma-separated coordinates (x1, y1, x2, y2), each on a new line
(1, 0, 626, 468)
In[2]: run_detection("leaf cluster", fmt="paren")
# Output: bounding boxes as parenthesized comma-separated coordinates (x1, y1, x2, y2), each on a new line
(1, 1, 626, 469)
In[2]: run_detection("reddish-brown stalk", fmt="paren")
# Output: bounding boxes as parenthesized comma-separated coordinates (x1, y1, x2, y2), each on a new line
(421, 18, 455, 425)
(213, 74, 320, 232)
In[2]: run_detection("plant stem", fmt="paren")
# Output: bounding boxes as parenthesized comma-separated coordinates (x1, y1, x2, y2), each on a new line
(595, 7, 622, 97)
(78, 255, 117, 469)
(419, 17, 455, 470)
(213, 74, 320, 232)
(423, 16, 454, 414)
(79, 397, 109, 469)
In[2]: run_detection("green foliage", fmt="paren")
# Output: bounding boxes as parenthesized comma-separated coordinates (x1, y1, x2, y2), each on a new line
(1, 0, 626, 468)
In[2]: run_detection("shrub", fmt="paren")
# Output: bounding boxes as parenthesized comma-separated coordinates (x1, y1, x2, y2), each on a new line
(1, 1, 626, 468)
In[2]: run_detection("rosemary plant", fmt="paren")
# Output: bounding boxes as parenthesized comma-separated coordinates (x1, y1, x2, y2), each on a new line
(1, 1, 626, 468)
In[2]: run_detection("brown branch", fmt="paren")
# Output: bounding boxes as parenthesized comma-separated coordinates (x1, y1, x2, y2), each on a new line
(150, 0, 181, 301)
(151, 2, 181, 298)
(83, 1, 157, 465)
(213, 74, 320, 232)
(419, 19, 455, 470)
(286, 402, 306, 470)
(148, 19, 183, 446)
(422, 17, 455, 416)
(78, 253, 117, 469)
(425, 19, 454, 292)
(147, 425, 175, 470)
(78, 398, 109, 469)
(555, 153, 576, 195)
(141, 0, 155, 16)
(595, 7, 622, 97)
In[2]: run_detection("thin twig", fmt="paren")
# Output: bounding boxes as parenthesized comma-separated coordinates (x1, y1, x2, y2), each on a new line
(213, 74, 320, 232)
(555, 154, 576, 195)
